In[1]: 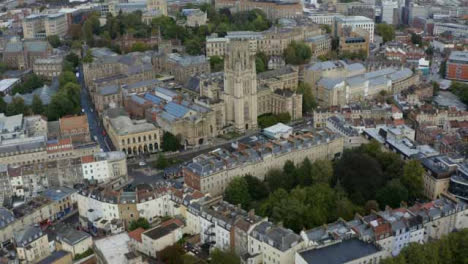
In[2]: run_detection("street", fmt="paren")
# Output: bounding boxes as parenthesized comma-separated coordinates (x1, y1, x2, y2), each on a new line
(78, 65, 113, 152)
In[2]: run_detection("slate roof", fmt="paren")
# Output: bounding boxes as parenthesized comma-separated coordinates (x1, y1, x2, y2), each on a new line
(164, 102, 190, 118)
(15, 226, 44, 247)
(98, 84, 120, 96)
(298, 238, 380, 264)
(0, 208, 15, 229)
(251, 221, 301, 252)
(143, 223, 180, 240)
(42, 187, 76, 202)
(37, 250, 71, 264)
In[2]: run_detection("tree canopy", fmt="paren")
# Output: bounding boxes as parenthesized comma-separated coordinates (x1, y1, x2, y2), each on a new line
(376, 23, 395, 43)
(224, 177, 251, 208)
(451, 82, 468, 105)
(284, 41, 312, 65)
(11, 74, 44, 94)
(209, 56, 224, 72)
(257, 112, 291, 128)
(297, 82, 317, 113)
(381, 229, 468, 264)
(161, 132, 182, 152)
(128, 217, 150, 231)
(210, 249, 240, 264)
(223, 141, 421, 232)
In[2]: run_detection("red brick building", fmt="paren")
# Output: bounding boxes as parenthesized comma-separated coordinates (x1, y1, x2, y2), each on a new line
(446, 51, 468, 82)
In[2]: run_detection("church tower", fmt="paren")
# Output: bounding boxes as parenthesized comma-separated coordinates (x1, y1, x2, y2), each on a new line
(223, 39, 258, 133)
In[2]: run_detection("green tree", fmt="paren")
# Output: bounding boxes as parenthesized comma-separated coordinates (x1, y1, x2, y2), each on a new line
(266, 168, 291, 192)
(283, 41, 312, 65)
(297, 82, 317, 113)
(59, 71, 78, 86)
(210, 249, 240, 264)
(6, 97, 28, 116)
(376, 179, 409, 208)
(364, 200, 379, 214)
(439, 60, 446, 78)
(185, 39, 202, 55)
(320, 24, 331, 34)
(65, 53, 80, 68)
(159, 244, 185, 264)
(310, 159, 333, 184)
(130, 42, 149, 52)
(376, 23, 395, 43)
(432, 81, 440, 96)
(210, 56, 224, 72)
(0, 97, 6, 113)
(224, 177, 251, 208)
(410, 33, 422, 46)
(155, 153, 169, 169)
(82, 50, 94, 63)
(334, 150, 385, 204)
(47, 35, 61, 48)
(381, 229, 468, 264)
(128, 217, 150, 231)
(255, 52, 268, 73)
(31, 95, 44, 115)
(11, 74, 44, 94)
(244, 174, 268, 200)
(451, 82, 468, 104)
(401, 160, 424, 200)
(162, 132, 181, 151)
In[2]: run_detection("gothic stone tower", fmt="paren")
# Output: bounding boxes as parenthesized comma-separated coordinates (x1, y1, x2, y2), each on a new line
(224, 39, 258, 133)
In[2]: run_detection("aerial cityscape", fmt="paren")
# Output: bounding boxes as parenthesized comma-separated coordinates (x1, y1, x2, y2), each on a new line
(0, 0, 467, 263)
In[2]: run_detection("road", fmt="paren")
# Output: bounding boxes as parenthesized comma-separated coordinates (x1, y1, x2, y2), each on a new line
(78, 65, 113, 152)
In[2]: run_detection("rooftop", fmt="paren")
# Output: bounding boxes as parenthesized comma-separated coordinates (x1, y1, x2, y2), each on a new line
(59, 115, 88, 133)
(49, 223, 91, 246)
(108, 115, 158, 136)
(298, 238, 381, 264)
(143, 223, 180, 240)
(449, 51, 468, 63)
(0, 113, 23, 134)
(94, 233, 131, 264)
(167, 53, 207, 67)
(0, 78, 19, 92)
(37, 250, 71, 264)
(42, 187, 76, 202)
(15, 226, 45, 247)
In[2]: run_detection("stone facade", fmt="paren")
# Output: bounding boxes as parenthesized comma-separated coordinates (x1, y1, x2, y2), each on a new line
(153, 52, 210, 84)
(32, 56, 63, 80)
(339, 27, 370, 56)
(305, 34, 332, 58)
(223, 39, 258, 133)
(206, 25, 322, 57)
(215, 0, 302, 20)
(103, 110, 162, 156)
(22, 13, 68, 39)
(3, 40, 53, 70)
(183, 130, 343, 196)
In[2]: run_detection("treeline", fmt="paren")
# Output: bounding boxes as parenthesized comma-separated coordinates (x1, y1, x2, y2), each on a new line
(381, 229, 468, 264)
(451, 82, 468, 105)
(258, 112, 291, 128)
(0, 53, 82, 120)
(77, 6, 271, 55)
(10, 74, 44, 95)
(224, 140, 425, 232)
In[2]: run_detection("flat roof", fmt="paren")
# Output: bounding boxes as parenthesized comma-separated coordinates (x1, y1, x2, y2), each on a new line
(94, 233, 130, 264)
(143, 223, 180, 240)
(299, 238, 381, 264)
(0, 78, 19, 92)
(37, 250, 71, 264)
(263, 123, 292, 134)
